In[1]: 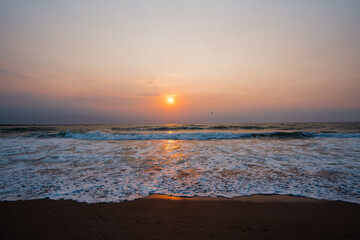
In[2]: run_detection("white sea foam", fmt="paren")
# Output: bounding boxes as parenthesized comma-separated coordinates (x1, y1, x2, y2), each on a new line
(0, 136, 359, 203)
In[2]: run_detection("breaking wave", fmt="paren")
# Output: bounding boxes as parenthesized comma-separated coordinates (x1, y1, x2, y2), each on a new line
(30, 131, 360, 140)
(112, 125, 268, 131)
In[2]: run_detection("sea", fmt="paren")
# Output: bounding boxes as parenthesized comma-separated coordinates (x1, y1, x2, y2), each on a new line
(0, 122, 359, 203)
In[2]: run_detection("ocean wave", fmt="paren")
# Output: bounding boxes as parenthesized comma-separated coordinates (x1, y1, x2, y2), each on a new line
(111, 125, 266, 131)
(2, 122, 359, 134)
(0, 126, 56, 133)
(31, 131, 360, 140)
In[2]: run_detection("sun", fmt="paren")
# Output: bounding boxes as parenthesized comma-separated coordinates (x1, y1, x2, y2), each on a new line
(167, 96, 174, 104)
(164, 95, 176, 105)
(161, 94, 178, 107)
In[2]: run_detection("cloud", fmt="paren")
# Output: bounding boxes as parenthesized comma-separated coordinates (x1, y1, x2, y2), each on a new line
(0, 92, 142, 124)
(0, 63, 35, 83)
(136, 73, 184, 96)
(137, 73, 182, 87)
(137, 77, 167, 88)
(137, 93, 159, 96)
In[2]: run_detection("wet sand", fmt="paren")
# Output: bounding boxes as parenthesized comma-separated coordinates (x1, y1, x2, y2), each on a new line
(1, 195, 359, 240)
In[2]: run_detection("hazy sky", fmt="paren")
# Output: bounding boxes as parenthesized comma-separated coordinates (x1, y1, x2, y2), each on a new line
(1, 0, 360, 124)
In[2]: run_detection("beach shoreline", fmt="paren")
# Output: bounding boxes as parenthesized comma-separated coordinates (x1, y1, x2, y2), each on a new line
(1, 195, 359, 240)
(146, 194, 323, 202)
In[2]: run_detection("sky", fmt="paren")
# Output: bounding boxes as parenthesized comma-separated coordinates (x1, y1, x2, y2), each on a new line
(1, 0, 360, 124)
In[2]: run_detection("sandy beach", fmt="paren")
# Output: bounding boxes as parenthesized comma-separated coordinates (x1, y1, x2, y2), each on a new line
(1, 195, 359, 240)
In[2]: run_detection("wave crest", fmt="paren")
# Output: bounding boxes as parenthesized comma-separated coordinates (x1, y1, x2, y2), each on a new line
(27, 131, 360, 140)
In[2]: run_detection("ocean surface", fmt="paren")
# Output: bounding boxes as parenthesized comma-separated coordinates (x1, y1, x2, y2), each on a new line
(0, 122, 359, 203)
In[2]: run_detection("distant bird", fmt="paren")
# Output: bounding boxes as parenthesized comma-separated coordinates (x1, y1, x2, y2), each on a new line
(211, 112, 213, 115)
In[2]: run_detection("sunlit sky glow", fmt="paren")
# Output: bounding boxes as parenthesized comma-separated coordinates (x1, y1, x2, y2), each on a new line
(1, 0, 360, 124)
